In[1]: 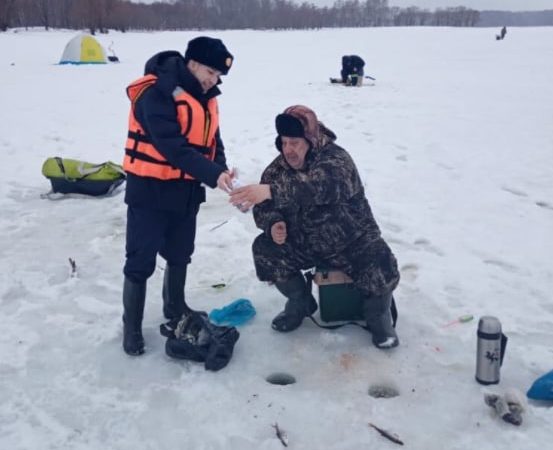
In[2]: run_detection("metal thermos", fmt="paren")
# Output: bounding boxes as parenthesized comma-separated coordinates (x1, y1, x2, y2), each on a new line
(475, 316, 508, 385)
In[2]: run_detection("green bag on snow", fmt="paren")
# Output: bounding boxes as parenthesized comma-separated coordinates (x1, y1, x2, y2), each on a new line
(42, 157, 126, 196)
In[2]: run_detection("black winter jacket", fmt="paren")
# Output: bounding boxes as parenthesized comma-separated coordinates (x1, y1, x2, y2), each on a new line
(124, 51, 228, 211)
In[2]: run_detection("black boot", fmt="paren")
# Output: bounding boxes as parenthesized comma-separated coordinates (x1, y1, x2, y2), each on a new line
(162, 265, 191, 319)
(272, 274, 318, 332)
(122, 277, 146, 356)
(363, 293, 399, 349)
(160, 265, 194, 337)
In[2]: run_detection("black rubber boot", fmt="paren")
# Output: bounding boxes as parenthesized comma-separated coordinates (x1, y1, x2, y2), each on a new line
(363, 293, 399, 349)
(162, 265, 191, 320)
(160, 265, 195, 338)
(272, 274, 318, 332)
(122, 277, 146, 356)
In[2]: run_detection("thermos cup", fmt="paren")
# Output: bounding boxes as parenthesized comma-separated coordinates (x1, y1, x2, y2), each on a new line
(475, 316, 508, 385)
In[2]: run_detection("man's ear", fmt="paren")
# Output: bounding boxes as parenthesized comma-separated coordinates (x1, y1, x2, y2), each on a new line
(275, 135, 282, 152)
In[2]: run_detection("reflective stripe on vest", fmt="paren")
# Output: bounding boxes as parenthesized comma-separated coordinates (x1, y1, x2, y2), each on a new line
(123, 74, 219, 180)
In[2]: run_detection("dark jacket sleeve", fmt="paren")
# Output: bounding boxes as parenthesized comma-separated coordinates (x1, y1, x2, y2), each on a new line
(134, 86, 225, 188)
(213, 129, 228, 170)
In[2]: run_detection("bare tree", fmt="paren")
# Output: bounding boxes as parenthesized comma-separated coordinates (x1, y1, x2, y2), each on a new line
(0, 0, 16, 31)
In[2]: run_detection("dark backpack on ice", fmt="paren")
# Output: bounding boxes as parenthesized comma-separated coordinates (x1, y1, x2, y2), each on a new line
(42, 157, 126, 197)
(164, 312, 240, 371)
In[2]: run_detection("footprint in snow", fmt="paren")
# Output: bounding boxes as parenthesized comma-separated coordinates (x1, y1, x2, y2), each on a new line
(501, 186, 528, 197)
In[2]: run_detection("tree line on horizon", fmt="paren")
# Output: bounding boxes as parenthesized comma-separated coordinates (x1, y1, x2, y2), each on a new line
(1, 0, 481, 33)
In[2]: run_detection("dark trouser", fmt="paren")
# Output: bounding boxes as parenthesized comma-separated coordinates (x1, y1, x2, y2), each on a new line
(253, 233, 399, 345)
(252, 233, 399, 299)
(341, 68, 364, 85)
(123, 206, 198, 283)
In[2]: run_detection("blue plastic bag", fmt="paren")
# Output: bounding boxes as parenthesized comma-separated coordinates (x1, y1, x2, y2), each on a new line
(527, 370, 553, 401)
(209, 298, 256, 327)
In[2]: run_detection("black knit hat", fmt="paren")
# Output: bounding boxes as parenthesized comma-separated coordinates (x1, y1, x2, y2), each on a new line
(184, 36, 233, 75)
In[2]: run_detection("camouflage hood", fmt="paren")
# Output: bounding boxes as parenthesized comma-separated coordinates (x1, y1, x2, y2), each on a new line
(275, 105, 336, 151)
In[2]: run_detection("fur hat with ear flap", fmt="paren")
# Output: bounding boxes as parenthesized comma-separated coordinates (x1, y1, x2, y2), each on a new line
(275, 105, 322, 151)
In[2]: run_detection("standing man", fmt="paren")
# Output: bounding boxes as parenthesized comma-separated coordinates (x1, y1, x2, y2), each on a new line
(229, 105, 400, 349)
(122, 36, 234, 356)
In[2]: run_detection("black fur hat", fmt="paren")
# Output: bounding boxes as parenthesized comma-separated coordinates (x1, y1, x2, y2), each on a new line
(184, 36, 233, 75)
(275, 114, 304, 138)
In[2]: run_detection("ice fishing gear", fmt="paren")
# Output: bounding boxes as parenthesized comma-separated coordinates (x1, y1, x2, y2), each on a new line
(164, 311, 240, 371)
(442, 314, 474, 328)
(42, 157, 125, 197)
(329, 75, 376, 84)
(107, 41, 120, 62)
(475, 316, 508, 385)
(310, 268, 398, 330)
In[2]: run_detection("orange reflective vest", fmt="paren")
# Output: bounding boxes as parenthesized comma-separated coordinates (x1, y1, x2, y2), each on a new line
(124, 74, 219, 180)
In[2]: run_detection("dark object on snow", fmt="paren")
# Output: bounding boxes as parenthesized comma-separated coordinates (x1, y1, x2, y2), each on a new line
(164, 311, 240, 371)
(108, 41, 120, 62)
(272, 423, 289, 447)
(527, 369, 553, 401)
(496, 26, 507, 40)
(330, 75, 375, 85)
(42, 157, 126, 196)
(341, 55, 365, 86)
(368, 422, 404, 445)
(484, 392, 524, 426)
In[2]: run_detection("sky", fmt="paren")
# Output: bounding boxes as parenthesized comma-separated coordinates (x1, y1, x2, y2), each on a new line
(1, 26, 552, 450)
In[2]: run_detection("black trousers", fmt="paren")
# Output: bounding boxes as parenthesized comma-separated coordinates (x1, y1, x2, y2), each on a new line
(123, 206, 198, 283)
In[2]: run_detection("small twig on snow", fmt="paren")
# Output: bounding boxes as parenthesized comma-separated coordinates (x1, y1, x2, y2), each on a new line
(209, 219, 229, 231)
(68, 258, 77, 277)
(368, 422, 404, 446)
(272, 422, 288, 447)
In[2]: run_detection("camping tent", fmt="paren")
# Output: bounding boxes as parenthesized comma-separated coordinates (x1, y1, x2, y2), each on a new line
(59, 34, 107, 65)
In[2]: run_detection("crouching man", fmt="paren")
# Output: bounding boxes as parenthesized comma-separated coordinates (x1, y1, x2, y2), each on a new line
(229, 105, 400, 349)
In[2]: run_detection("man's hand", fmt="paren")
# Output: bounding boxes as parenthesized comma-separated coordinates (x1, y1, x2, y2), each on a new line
(271, 221, 287, 245)
(217, 171, 234, 193)
(229, 184, 271, 211)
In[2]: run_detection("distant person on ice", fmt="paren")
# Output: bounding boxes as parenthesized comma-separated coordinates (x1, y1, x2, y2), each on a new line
(341, 55, 365, 86)
(121, 36, 235, 356)
(229, 105, 400, 349)
(496, 26, 507, 40)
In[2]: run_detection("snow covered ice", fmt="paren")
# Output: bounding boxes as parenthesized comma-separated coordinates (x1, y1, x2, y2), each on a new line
(0, 26, 552, 449)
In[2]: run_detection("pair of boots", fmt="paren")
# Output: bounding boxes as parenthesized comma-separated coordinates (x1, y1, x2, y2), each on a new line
(122, 265, 189, 356)
(272, 274, 398, 349)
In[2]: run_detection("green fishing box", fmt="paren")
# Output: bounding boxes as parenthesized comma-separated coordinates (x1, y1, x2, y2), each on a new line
(314, 268, 364, 322)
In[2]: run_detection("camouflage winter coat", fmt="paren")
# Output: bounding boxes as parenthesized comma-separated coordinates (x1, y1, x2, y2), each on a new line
(254, 127, 384, 259)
